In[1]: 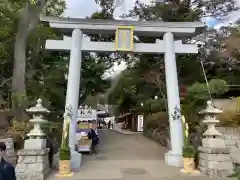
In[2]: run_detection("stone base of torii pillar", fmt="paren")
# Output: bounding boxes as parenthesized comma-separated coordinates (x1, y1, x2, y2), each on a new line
(52, 150, 82, 172)
(165, 151, 183, 167)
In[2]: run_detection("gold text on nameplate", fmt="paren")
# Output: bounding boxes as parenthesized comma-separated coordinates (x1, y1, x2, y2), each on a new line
(115, 26, 134, 52)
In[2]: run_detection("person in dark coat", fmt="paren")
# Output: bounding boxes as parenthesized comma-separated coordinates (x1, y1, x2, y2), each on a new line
(107, 120, 111, 130)
(88, 128, 99, 155)
(0, 142, 16, 180)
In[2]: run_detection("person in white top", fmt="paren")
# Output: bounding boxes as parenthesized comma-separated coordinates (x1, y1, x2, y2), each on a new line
(110, 116, 115, 129)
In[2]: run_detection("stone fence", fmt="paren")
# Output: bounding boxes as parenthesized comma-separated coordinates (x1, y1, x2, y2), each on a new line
(217, 127, 240, 164)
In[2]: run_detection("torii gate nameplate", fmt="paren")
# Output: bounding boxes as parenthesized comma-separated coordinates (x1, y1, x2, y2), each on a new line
(115, 26, 134, 52)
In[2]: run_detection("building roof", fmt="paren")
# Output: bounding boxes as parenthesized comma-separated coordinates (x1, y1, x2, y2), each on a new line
(116, 113, 131, 119)
(40, 15, 204, 37)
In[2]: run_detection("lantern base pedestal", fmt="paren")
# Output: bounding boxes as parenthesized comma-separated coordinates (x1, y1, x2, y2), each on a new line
(24, 138, 46, 149)
(202, 138, 225, 148)
(198, 146, 234, 177)
(15, 149, 50, 180)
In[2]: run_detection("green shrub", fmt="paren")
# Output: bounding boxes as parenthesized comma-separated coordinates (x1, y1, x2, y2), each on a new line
(187, 79, 228, 101)
(42, 121, 62, 143)
(209, 79, 229, 95)
(59, 148, 70, 160)
(182, 145, 196, 158)
(228, 167, 240, 179)
(144, 120, 158, 130)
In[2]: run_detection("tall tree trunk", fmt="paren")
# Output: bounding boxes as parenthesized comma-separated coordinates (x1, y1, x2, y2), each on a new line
(12, 34, 27, 97)
(11, 2, 29, 113)
(11, 1, 46, 118)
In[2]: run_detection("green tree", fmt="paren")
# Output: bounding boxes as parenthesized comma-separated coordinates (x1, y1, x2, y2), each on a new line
(8, 0, 65, 108)
(108, 0, 238, 113)
(79, 53, 111, 103)
(0, 1, 113, 119)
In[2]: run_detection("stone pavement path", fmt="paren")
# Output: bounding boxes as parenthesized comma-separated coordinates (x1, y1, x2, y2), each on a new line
(47, 129, 233, 180)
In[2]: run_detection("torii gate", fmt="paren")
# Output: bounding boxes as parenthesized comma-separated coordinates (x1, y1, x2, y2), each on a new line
(41, 16, 204, 168)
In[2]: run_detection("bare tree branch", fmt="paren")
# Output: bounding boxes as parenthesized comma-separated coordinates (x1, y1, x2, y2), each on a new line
(0, 78, 12, 87)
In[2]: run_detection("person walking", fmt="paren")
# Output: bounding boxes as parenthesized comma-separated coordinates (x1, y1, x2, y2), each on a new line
(107, 120, 111, 130)
(110, 116, 115, 129)
(0, 142, 16, 180)
(88, 128, 99, 155)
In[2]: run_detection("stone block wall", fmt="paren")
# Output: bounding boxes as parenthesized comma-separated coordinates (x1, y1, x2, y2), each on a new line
(198, 146, 233, 177)
(16, 149, 50, 180)
(217, 127, 240, 164)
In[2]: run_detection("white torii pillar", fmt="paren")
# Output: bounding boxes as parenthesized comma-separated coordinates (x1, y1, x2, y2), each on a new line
(65, 29, 83, 170)
(163, 32, 183, 167)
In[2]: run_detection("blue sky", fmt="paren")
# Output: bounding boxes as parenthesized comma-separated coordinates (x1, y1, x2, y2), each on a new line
(64, 0, 140, 18)
(206, 19, 219, 28)
(64, 0, 240, 28)
(65, 0, 98, 18)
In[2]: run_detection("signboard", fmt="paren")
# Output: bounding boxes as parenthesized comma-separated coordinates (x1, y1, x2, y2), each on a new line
(76, 105, 97, 152)
(137, 115, 144, 132)
(77, 122, 89, 129)
(115, 26, 134, 52)
(76, 120, 90, 152)
(77, 105, 97, 119)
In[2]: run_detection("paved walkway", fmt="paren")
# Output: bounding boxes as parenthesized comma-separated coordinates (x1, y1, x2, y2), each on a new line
(47, 129, 232, 180)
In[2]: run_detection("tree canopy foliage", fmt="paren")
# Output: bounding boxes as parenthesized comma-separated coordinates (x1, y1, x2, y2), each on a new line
(108, 0, 240, 113)
(1, 0, 240, 120)
(0, 0, 113, 119)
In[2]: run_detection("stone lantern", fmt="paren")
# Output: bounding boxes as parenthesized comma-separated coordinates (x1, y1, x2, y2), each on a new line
(198, 100, 234, 177)
(16, 98, 51, 180)
(24, 98, 50, 149)
(199, 100, 224, 148)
